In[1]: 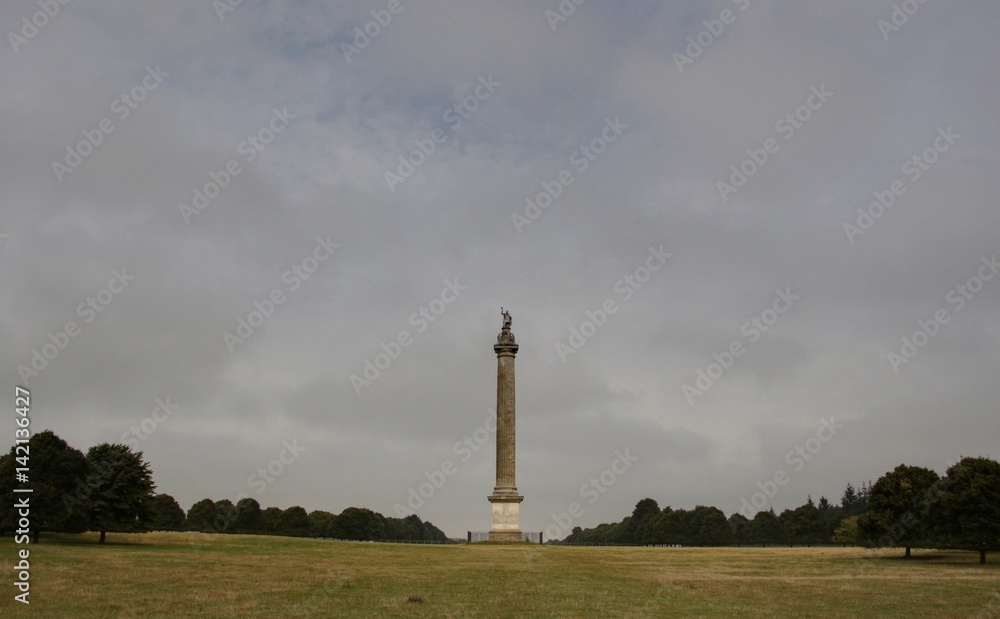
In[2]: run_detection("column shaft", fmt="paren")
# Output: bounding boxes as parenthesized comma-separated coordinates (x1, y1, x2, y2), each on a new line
(495, 352, 516, 492)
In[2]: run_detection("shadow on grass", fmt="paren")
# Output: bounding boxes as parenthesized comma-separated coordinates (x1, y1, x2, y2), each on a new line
(33, 534, 141, 547)
(861, 550, 994, 566)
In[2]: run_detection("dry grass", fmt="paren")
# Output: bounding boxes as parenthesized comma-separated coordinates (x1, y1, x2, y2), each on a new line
(2, 532, 998, 617)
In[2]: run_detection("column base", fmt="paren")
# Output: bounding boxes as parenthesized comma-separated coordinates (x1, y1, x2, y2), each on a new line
(488, 494, 523, 542)
(488, 530, 524, 542)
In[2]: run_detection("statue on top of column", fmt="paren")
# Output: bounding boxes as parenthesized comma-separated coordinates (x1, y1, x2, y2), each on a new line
(498, 307, 515, 344)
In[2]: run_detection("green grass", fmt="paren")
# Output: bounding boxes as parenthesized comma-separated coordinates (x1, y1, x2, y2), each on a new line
(2, 532, 999, 617)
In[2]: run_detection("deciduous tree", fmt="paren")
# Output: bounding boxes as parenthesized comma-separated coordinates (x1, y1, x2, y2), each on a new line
(930, 457, 1000, 564)
(858, 464, 939, 558)
(148, 494, 185, 531)
(278, 505, 311, 537)
(185, 499, 217, 532)
(0, 430, 89, 542)
(84, 443, 156, 544)
(232, 498, 264, 534)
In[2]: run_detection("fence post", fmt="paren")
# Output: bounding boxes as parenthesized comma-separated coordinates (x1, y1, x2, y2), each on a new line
(467, 531, 471, 544)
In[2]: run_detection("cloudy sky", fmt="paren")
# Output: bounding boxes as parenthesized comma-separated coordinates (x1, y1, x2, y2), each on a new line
(3, 1, 998, 539)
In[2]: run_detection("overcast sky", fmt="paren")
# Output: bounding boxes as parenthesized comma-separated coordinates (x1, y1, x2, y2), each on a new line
(3, 1, 998, 539)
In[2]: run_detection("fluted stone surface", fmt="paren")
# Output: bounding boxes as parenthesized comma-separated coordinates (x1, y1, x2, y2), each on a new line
(494, 350, 517, 494)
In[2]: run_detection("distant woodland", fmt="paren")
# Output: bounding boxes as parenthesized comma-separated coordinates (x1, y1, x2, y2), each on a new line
(559, 458, 1000, 563)
(0, 430, 446, 544)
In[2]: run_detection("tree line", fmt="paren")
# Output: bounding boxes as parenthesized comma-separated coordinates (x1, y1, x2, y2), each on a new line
(559, 457, 1000, 564)
(0, 430, 445, 544)
(560, 485, 868, 549)
(181, 497, 446, 542)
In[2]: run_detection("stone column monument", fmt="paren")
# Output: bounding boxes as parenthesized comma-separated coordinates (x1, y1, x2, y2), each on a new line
(488, 308, 524, 542)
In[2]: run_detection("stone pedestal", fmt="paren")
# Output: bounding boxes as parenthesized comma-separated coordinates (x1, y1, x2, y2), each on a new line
(487, 495, 524, 542)
(488, 310, 523, 542)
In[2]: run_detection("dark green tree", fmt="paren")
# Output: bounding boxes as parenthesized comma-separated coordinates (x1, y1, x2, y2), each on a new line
(858, 481, 872, 513)
(930, 457, 1000, 564)
(84, 443, 156, 543)
(623, 498, 660, 543)
(858, 464, 940, 558)
(567, 520, 624, 544)
(637, 505, 671, 545)
(278, 506, 311, 537)
(308, 510, 336, 537)
(261, 506, 283, 534)
(212, 499, 237, 533)
(747, 509, 783, 546)
(820, 502, 846, 537)
(384, 516, 406, 540)
(332, 507, 386, 540)
(148, 494, 185, 531)
(591, 521, 625, 544)
(232, 498, 264, 534)
(779, 503, 829, 546)
(421, 519, 447, 542)
(841, 484, 861, 515)
(381, 514, 446, 541)
(691, 506, 733, 546)
(396, 514, 423, 540)
(0, 430, 89, 542)
(185, 499, 217, 532)
(659, 508, 692, 545)
(613, 517, 634, 544)
(728, 513, 750, 546)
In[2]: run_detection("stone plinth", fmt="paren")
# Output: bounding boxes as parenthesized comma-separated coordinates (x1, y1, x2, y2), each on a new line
(488, 494, 524, 542)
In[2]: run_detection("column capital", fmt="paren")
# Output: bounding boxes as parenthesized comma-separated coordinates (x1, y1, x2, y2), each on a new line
(494, 341, 519, 356)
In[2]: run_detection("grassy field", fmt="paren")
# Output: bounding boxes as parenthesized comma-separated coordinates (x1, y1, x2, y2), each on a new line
(2, 533, 999, 618)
